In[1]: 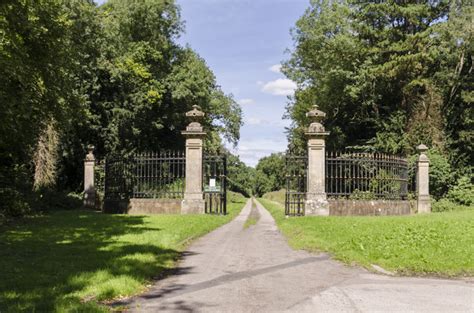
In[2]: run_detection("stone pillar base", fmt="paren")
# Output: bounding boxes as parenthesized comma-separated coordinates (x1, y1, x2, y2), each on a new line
(417, 195, 431, 214)
(305, 194, 329, 216)
(181, 199, 205, 214)
(84, 190, 96, 209)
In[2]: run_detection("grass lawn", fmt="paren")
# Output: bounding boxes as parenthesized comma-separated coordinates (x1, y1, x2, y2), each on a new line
(259, 198, 474, 278)
(0, 193, 247, 312)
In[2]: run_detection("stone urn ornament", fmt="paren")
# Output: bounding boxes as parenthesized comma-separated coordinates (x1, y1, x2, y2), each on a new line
(306, 104, 329, 134)
(185, 105, 205, 132)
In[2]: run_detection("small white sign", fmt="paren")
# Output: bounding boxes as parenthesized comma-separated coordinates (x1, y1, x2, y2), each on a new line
(209, 178, 216, 187)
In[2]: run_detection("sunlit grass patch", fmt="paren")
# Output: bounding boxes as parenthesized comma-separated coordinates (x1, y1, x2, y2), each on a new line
(0, 194, 247, 312)
(259, 198, 474, 277)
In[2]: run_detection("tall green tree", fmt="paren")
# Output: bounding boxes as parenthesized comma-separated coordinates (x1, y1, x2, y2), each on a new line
(283, 0, 472, 197)
(255, 153, 286, 193)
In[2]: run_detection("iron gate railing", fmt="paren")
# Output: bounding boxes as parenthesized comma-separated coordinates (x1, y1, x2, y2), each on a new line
(285, 153, 307, 216)
(325, 151, 409, 200)
(133, 152, 185, 199)
(104, 156, 134, 211)
(203, 155, 227, 214)
(104, 152, 185, 211)
(103, 152, 227, 214)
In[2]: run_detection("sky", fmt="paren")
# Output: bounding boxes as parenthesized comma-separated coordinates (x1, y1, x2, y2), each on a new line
(97, 0, 309, 166)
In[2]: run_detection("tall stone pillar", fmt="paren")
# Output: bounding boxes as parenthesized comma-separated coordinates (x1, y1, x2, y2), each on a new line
(181, 105, 206, 214)
(416, 144, 431, 213)
(84, 145, 96, 209)
(305, 105, 330, 216)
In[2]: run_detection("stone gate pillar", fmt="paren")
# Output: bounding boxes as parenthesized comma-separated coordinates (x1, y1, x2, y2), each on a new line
(305, 105, 330, 216)
(84, 145, 96, 209)
(416, 144, 431, 213)
(182, 105, 206, 214)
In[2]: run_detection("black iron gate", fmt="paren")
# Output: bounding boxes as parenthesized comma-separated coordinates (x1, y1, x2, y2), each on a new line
(285, 152, 307, 216)
(103, 155, 134, 212)
(203, 155, 227, 214)
(103, 152, 227, 214)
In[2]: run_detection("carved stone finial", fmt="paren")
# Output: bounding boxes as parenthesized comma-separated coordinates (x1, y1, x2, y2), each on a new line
(417, 144, 428, 153)
(306, 104, 328, 134)
(183, 105, 205, 133)
(186, 105, 205, 121)
(306, 104, 326, 122)
(417, 144, 429, 162)
(86, 145, 95, 161)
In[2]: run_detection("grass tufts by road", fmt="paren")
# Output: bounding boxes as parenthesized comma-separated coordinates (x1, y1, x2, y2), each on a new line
(243, 198, 260, 229)
(0, 193, 247, 312)
(259, 198, 474, 278)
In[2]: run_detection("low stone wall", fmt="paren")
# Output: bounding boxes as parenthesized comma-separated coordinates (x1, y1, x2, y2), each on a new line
(128, 199, 181, 215)
(328, 199, 411, 216)
(103, 199, 130, 214)
(103, 198, 182, 214)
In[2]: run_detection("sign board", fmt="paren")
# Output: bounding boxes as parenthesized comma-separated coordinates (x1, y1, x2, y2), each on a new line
(205, 178, 220, 192)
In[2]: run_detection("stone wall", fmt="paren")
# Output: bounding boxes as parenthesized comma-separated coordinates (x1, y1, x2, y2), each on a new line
(128, 199, 181, 215)
(328, 199, 411, 216)
(103, 198, 182, 214)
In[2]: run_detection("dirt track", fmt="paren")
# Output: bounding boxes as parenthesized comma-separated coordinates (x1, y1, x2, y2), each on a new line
(127, 199, 474, 312)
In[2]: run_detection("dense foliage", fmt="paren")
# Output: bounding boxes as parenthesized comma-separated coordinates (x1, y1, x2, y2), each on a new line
(283, 0, 473, 200)
(0, 0, 242, 219)
(253, 153, 285, 197)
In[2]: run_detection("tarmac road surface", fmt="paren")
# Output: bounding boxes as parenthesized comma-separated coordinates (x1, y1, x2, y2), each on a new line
(125, 199, 474, 312)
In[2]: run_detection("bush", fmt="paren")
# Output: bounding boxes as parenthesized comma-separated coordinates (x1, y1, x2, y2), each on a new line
(0, 188, 31, 220)
(432, 198, 472, 212)
(447, 176, 473, 206)
(427, 149, 454, 199)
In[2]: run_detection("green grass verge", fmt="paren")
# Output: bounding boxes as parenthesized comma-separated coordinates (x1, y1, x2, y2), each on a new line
(262, 189, 286, 205)
(259, 198, 474, 277)
(0, 194, 247, 312)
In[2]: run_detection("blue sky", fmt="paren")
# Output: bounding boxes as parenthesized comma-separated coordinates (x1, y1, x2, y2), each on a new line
(97, 0, 309, 166)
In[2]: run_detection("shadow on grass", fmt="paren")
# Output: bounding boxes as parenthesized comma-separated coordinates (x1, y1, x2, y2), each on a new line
(0, 210, 181, 312)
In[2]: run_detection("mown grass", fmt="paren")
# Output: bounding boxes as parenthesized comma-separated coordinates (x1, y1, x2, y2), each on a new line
(259, 198, 474, 277)
(262, 189, 286, 205)
(0, 193, 247, 312)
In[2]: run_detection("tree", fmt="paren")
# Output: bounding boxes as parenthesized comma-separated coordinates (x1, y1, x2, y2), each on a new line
(255, 153, 286, 193)
(283, 0, 473, 198)
(0, 0, 244, 218)
(226, 154, 255, 197)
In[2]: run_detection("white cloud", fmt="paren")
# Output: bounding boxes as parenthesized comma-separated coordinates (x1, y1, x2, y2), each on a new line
(237, 139, 287, 167)
(261, 79, 297, 96)
(237, 98, 254, 105)
(269, 64, 282, 73)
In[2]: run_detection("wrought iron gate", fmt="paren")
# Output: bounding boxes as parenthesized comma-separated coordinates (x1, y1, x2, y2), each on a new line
(285, 152, 307, 216)
(203, 155, 227, 214)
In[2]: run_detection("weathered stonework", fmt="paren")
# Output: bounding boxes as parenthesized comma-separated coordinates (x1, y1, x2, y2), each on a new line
(128, 199, 181, 215)
(305, 105, 330, 216)
(417, 144, 431, 213)
(83, 145, 96, 209)
(181, 105, 206, 214)
(328, 199, 411, 216)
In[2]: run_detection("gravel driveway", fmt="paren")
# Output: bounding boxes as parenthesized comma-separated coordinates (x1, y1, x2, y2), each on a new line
(126, 199, 474, 312)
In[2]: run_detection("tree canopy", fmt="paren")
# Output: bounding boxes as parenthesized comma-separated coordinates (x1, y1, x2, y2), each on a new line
(282, 0, 473, 198)
(0, 0, 243, 217)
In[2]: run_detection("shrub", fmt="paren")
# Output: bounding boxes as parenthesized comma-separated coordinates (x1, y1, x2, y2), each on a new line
(0, 188, 31, 220)
(447, 176, 473, 206)
(427, 149, 454, 199)
(432, 198, 472, 212)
